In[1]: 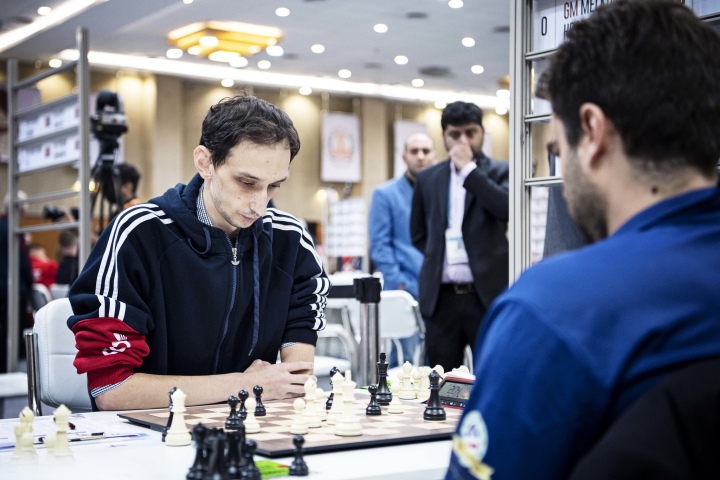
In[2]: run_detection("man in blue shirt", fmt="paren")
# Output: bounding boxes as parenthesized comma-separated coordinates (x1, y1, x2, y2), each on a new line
(369, 133, 435, 366)
(447, 2, 720, 479)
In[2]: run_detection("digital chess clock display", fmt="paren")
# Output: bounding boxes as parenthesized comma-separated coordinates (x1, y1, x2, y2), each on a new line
(438, 377, 474, 408)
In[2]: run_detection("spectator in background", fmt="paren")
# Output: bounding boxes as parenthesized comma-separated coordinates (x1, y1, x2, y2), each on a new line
(411, 102, 509, 371)
(55, 229, 79, 285)
(28, 244, 58, 289)
(0, 191, 33, 372)
(369, 132, 436, 366)
(116, 163, 141, 211)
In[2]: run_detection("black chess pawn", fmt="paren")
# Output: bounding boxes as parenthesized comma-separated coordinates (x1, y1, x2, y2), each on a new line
(423, 370, 447, 421)
(240, 439, 261, 480)
(186, 423, 208, 480)
(225, 430, 242, 480)
(366, 384, 382, 416)
(326, 366, 340, 410)
(253, 385, 266, 417)
(376, 352, 392, 405)
(238, 389, 249, 420)
(289, 434, 309, 476)
(206, 432, 229, 480)
(225, 396, 241, 431)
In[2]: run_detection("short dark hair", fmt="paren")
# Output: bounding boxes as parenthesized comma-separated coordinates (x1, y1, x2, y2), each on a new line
(538, 0, 720, 177)
(117, 163, 140, 192)
(441, 101, 484, 130)
(199, 95, 300, 167)
(58, 229, 78, 249)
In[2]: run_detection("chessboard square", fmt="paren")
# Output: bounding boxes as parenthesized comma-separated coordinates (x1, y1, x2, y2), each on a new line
(206, 407, 229, 413)
(193, 413, 228, 419)
(362, 428, 397, 436)
(368, 421, 405, 428)
(262, 426, 293, 433)
(248, 433, 287, 441)
(278, 415, 297, 421)
(267, 420, 293, 426)
(415, 422, 453, 430)
(304, 434, 336, 442)
(270, 402, 293, 408)
(149, 412, 170, 418)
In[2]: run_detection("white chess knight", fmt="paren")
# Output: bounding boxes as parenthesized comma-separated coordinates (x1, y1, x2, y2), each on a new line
(244, 397, 261, 434)
(165, 388, 192, 446)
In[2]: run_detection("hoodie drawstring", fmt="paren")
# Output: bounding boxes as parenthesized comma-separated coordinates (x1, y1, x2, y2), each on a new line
(186, 226, 212, 255)
(248, 231, 260, 356)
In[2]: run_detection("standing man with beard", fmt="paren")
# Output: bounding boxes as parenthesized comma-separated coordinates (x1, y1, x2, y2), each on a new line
(446, 2, 720, 480)
(411, 103, 509, 371)
(369, 132, 436, 366)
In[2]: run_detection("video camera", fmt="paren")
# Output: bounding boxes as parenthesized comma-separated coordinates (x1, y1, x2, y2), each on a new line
(43, 206, 79, 222)
(90, 91, 129, 234)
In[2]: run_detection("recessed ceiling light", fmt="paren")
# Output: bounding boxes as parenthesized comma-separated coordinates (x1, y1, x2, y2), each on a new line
(37, 6, 52, 16)
(448, 0, 464, 8)
(258, 60, 272, 69)
(221, 78, 235, 88)
(266, 45, 284, 56)
(299, 86, 312, 95)
(496, 89, 510, 98)
(188, 46, 202, 55)
(495, 106, 508, 115)
(208, 51, 239, 62)
(230, 57, 249, 68)
(411, 78, 424, 88)
(462, 37, 475, 47)
(338, 69, 352, 79)
(374, 24, 388, 33)
(166, 48, 183, 59)
(394, 55, 409, 65)
(276, 7, 290, 17)
(434, 100, 447, 109)
(48, 58, 62, 68)
(311, 44, 325, 54)
(199, 35, 219, 47)
(471, 64, 484, 74)
(183, 0, 193, 4)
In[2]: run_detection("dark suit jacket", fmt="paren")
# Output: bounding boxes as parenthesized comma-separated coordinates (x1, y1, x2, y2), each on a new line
(410, 154, 509, 318)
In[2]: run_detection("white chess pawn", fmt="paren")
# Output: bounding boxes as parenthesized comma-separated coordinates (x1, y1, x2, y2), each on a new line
(417, 366, 432, 401)
(453, 365, 470, 374)
(244, 397, 260, 433)
(290, 398, 309, 435)
(399, 361, 416, 399)
(388, 382, 404, 414)
(53, 404, 73, 457)
(327, 371, 345, 425)
(433, 364, 445, 378)
(165, 389, 192, 446)
(315, 387, 328, 422)
(303, 378, 322, 428)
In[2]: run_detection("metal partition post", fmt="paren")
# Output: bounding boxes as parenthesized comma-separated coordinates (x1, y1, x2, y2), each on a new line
(353, 277, 381, 387)
(6, 60, 19, 373)
(76, 27, 92, 269)
(25, 331, 41, 416)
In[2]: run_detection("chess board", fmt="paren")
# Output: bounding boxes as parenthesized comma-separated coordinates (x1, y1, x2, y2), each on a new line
(119, 397, 462, 457)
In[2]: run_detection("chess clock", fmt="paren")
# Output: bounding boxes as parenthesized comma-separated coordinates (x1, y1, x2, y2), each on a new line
(437, 373, 475, 409)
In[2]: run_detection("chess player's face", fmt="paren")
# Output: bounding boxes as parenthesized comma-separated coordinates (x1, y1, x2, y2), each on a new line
(443, 123, 484, 158)
(195, 140, 290, 235)
(402, 134, 436, 180)
(552, 115, 608, 242)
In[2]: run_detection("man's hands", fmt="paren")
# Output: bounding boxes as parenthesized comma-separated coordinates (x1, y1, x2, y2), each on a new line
(241, 359, 315, 400)
(449, 142, 474, 172)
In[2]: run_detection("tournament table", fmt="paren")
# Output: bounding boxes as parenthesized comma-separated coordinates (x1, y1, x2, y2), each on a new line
(0, 409, 454, 479)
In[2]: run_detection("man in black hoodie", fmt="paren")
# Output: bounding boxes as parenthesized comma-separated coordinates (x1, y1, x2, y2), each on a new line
(68, 96, 329, 410)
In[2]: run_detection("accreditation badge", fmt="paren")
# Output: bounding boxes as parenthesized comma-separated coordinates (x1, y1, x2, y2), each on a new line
(445, 228, 469, 265)
(451, 410, 493, 480)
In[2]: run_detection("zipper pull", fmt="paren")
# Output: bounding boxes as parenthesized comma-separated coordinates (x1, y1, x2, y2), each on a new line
(231, 247, 240, 266)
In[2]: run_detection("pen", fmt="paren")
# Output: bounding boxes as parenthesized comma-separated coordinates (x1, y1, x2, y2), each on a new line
(39, 432, 104, 443)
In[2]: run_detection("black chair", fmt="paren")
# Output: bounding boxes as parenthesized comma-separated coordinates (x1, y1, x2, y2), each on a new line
(570, 357, 720, 480)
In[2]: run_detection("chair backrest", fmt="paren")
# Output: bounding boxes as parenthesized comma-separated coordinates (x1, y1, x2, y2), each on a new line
(379, 290, 423, 340)
(49, 283, 70, 299)
(30, 283, 52, 313)
(29, 298, 92, 412)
